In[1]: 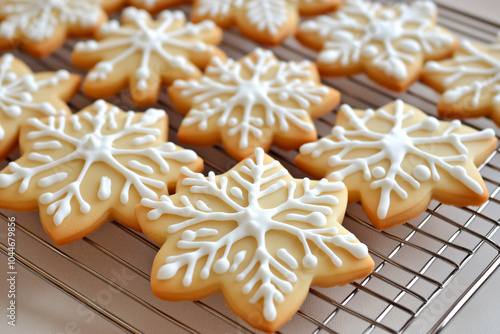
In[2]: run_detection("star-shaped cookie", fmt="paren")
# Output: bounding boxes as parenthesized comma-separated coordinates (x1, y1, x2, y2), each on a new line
(0, 54, 80, 160)
(136, 147, 374, 333)
(0, 100, 203, 245)
(169, 48, 340, 161)
(296, 0, 457, 92)
(296, 100, 497, 230)
(422, 33, 500, 126)
(191, 0, 342, 45)
(0, 0, 121, 57)
(72, 6, 225, 106)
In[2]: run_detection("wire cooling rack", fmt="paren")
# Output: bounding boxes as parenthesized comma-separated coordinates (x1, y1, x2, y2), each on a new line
(1, 2, 499, 334)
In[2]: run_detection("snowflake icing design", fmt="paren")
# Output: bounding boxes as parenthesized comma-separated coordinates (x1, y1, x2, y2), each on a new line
(298, 0, 455, 86)
(424, 34, 500, 125)
(298, 100, 496, 226)
(0, 54, 80, 162)
(139, 148, 372, 332)
(0, 0, 102, 41)
(197, 0, 287, 35)
(172, 48, 337, 160)
(0, 100, 200, 231)
(0, 54, 70, 139)
(73, 7, 222, 104)
(192, 0, 340, 44)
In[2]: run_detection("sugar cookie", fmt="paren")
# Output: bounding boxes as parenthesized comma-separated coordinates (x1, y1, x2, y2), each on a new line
(0, 53, 80, 161)
(0, 100, 203, 245)
(169, 48, 340, 160)
(422, 33, 500, 126)
(72, 7, 225, 106)
(191, 0, 341, 45)
(296, 100, 497, 230)
(296, 0, 457, 92)
(136, 147, 374, 333)
(0, 0, 120, 57)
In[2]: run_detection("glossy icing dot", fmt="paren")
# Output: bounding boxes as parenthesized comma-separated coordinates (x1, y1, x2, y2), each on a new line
(413, 164, 431, 181)
(372, 166, 386, 179)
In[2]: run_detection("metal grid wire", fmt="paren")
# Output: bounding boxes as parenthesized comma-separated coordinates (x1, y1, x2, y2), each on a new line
(1, 2, 499, 333)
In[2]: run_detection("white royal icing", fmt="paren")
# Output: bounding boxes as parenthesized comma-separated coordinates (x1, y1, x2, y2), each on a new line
(195, 0, 332, 35)
(197, 0, 286, 35)
(300, 100, 495, 220)
(74, 7, 217, 91)
(142, 147, 368, 322)
(0, 100, 199, 226)
(299, 0, 454, 79)
(98, 176, 112, 200)
(196, 0, 244, 17)
(0, 54, 70, 141)
(0, 0, 102, 42)
(175, 48, 329, 149)
(425, 35, 500, 107)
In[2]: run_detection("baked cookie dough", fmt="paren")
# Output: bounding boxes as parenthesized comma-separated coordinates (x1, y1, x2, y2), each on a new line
(296, 100, 497, 230)
(169, 48, 340, 160)
(0, 0, 121, 57)
(126, 0, 187, 14)
(296, 0, 457, 92)
(191, 0, 342, 45)
(0, 54, 80, 161)
(136, 147, 374, 333)
(72, 7, 225, 106)
(0, 100, 203, 245)
(422, 33, 500, 126)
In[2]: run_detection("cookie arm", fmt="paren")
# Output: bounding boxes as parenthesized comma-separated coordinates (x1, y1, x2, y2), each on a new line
(33, 72, 81, 104)
(65, 10, 108, 38)
(304, 62, 341, 119)
(421, 55, 498, 120)
(190, 1, 237, 29)
(298, 0, 341, 16)
(21, 24, 69, 58)
(234, 1, 299, 46)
